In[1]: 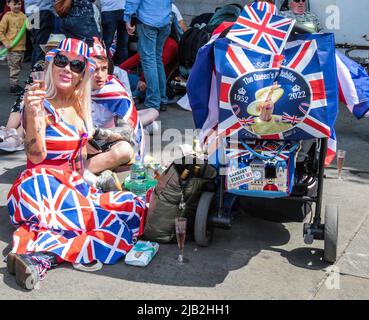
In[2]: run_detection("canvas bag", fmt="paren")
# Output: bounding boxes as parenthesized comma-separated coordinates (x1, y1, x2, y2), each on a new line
(225, 139, 300, 198)
(144, 156, 217, 243)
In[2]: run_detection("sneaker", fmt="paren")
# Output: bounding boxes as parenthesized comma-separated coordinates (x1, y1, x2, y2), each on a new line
(0, 126, 7, 143)
(6, 252, 57, 290)
(160, 103, 169, 112)
(96, 170, 123, 192)
(10, 85, 23, 95)
(0, 133, 24, 152)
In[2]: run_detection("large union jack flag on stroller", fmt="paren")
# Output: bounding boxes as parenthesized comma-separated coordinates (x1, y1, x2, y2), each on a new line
(214, 35, 337, 142)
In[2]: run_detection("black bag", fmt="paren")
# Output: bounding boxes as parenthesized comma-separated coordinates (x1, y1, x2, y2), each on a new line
(178, 26, 211, 69)
(143, 156, 217, 243)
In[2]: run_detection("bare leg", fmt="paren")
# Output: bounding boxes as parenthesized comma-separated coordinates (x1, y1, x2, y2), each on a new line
(6, 112, 22, 131)
(86, 141, 134, 174)
(138, 108, 159, 127)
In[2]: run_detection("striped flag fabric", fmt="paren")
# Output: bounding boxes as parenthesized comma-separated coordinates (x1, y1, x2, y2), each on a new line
(91, 75, 145, 157)
(250, 1, 277, 15)
(336, 51, 369, 119)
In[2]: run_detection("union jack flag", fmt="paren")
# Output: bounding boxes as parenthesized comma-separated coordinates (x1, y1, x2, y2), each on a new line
(281, 113, 303, 125)
(227, 6, 295, 54)
(250, 1, 277, 15)
(216, 39, 331, 141)
(91, 75, 145, 157)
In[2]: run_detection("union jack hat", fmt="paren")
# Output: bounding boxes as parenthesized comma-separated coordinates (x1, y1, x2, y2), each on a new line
(46, 38, 97, 73)
(89, 37, 107, 59)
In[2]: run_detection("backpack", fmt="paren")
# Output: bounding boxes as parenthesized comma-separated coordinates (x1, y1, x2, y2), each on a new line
(206, 4, 242, 32)
(178, 25, 211, 69)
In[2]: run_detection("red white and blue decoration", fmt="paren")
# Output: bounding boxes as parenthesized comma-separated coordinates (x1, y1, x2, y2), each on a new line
(250, 1, 277, 15)
(336, 50, 369, 119)
(187, 26, 340, 166)
(46, 38, 97, 73)
(227, 5, 294, 54)
(215, 37, 334, 141)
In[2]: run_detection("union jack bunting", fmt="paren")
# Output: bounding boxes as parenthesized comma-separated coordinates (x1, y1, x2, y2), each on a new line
(91, 75, 145, 157)
(227, 5, 295, 54)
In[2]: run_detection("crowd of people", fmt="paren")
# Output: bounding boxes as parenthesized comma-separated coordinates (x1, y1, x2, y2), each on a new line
(0, 0, 324, 291)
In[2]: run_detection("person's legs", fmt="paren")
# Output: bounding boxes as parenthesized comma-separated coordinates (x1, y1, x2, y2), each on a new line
(136, 23, 161, 110)
(138, 109, 159, 127)
(86, 141, 134, 174)
(6, 112, 22, 132)
(30, 10, 54, 66)
(7, 51, 23, 89)
(113, 10, 129, 64)
(101, 10, 118, 52)
(7, 251, 58, 290)
(61, 15, 99, 46)
(155, 24, 171, 105)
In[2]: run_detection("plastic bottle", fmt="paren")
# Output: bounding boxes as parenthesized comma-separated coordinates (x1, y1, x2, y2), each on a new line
(130, 155, 147, 198)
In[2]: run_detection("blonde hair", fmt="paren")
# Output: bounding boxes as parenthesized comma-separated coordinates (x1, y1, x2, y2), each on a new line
(45, 58, 94, 136)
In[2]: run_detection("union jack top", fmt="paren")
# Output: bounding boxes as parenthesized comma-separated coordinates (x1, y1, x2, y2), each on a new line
(91, 75, 145, 157)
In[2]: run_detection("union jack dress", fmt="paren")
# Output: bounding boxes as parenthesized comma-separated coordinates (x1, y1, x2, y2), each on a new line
(7, 101, 148, 265)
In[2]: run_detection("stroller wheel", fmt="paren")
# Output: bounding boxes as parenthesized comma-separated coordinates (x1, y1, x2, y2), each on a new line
(194, 192, 215, 247)
(324, 205, 339, 263)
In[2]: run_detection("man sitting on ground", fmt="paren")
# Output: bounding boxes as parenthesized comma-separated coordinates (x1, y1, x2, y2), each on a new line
(83, 38, 145, 192)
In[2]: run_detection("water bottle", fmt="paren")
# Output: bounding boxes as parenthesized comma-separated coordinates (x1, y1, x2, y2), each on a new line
(130, 155, 147, 198)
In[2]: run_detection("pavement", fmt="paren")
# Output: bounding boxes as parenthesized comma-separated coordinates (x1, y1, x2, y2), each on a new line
(1, 62, 369, 300)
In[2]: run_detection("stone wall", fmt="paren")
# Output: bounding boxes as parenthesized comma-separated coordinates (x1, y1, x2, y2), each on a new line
(174, 0, 253, 25)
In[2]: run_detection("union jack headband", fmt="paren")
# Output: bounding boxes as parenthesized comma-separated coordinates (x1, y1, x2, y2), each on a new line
(46, 38, 97, 73)
(89, 37, 107, 59)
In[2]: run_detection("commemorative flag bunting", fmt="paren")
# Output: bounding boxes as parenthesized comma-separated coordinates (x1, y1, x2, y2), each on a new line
(215, 38, 332, 141)
(226, 5, 295, 54)
(187, 2, 364, 167)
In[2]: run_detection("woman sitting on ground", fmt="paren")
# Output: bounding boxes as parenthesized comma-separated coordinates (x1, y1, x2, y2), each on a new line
(6, 38, 148, 291)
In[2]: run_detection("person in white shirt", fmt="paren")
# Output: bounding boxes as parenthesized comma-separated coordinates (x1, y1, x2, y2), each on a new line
(172, 3, 188, 34)
(100, 0, 128, 64)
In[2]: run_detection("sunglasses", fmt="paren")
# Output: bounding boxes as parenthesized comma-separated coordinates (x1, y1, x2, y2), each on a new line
(293, 0, 306, 3)
(54, 53, 86, 74)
